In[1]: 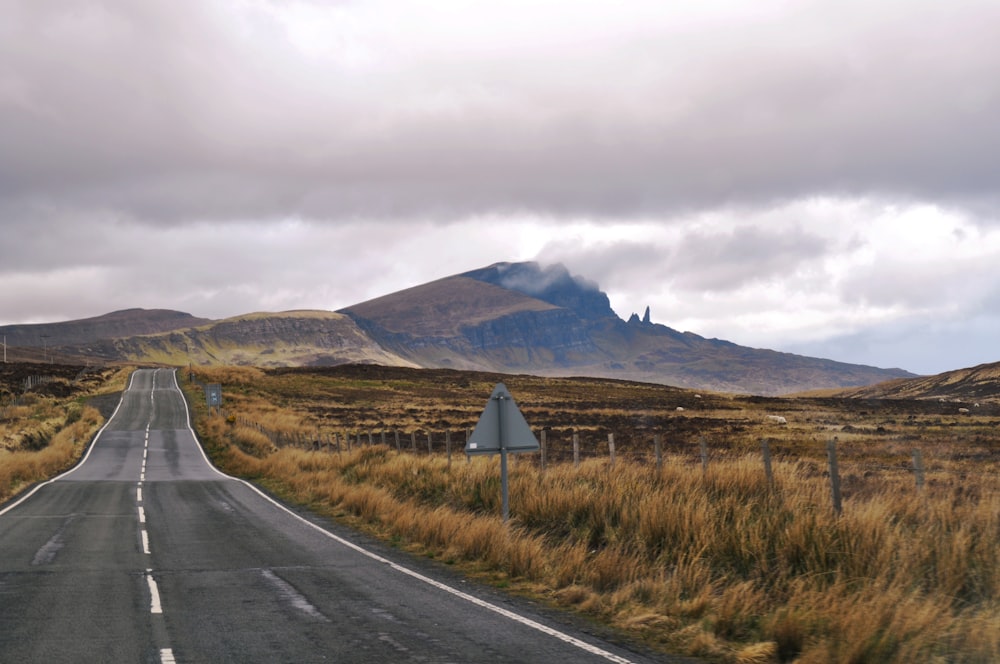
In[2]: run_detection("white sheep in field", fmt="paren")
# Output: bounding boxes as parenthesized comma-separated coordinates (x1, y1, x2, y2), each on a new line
(767, 415, 787, 425)
(958, 408, 970, 414)
(676, 406, 685, 412)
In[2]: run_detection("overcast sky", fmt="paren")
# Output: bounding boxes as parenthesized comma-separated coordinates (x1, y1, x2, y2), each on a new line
(2, 0, 999, 375)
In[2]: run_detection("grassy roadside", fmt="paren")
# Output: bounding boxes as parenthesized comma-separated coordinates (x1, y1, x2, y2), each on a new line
(183, 366, 1000, 663)
(0, 366, 131, 505)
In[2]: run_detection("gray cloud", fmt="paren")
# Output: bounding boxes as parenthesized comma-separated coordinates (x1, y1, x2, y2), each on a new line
(3, 1, 1000, 376)
(666, 225, 829, 292)
(2, 1, 1000, 226)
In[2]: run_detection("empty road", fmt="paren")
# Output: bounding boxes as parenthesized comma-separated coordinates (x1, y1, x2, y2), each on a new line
(0, 368, 672, 663)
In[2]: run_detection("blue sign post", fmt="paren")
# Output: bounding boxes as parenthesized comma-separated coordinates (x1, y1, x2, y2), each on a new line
(465, 383, 539, 521)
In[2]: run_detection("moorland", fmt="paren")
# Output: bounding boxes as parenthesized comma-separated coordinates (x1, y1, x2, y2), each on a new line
(183, 363, 999, 663)
(2, 360, 998, 662)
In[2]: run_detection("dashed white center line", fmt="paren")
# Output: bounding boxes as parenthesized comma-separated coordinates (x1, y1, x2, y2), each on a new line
(160, 648, 176, 663)
(137, 486, 143, 502)
(138, 506, 146, 524)
(146, 570, 162, 614)
(141, 529, 151, 555)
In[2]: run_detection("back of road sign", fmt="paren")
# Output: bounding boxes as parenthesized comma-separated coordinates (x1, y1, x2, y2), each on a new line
(465, 383, 539, 456)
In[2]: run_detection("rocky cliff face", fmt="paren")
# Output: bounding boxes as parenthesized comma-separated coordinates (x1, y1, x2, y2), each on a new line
(462, 262, 616, 320)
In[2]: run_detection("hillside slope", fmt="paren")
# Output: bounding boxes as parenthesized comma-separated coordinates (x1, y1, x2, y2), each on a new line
(71, 311, 416, 368)
(832, 361, 1000, 404)
(0, 309, 210, 347)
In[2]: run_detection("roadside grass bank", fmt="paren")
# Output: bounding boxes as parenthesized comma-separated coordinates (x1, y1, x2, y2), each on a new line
(184, 367, 1000, 663)
(0, 365, 130, 505)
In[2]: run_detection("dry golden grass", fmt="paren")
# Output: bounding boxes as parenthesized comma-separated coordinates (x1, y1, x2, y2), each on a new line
(1, 365, 125, 503)
(184, 366, 1000, 663)
(0, 405, 103, 503)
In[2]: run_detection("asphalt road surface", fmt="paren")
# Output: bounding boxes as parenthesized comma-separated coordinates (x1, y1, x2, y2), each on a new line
(0, 368, 677, 663)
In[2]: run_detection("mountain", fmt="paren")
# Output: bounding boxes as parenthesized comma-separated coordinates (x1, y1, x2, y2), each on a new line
(20, 262, 916, 395)
(829, 361, 1000, 404)
(339, 261, 914, 394)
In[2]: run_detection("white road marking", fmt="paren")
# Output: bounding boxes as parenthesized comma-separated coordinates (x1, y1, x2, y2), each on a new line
(146, 570, 162, 614)
(160, 648, 176, 664)
(138, 506, 146, 524)
(141, 529, 150, 555)
(137, 487, 143, 502)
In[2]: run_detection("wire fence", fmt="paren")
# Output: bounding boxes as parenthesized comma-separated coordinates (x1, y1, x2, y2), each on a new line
(225, 413, 1000, 512)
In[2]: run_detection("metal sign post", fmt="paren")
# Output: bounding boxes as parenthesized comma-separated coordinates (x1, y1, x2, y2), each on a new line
(465, 383, 539, 521)
(206, 383, 223, 414)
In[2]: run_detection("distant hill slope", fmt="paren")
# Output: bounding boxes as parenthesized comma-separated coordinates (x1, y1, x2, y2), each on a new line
(340, 261, 914, 394)
(0, 309, 210, 347)
(831, 361, 1000, 404)
(69, 311, 416, 368)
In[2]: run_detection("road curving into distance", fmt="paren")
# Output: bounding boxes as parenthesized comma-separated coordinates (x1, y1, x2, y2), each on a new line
(0, 368, 678, 663)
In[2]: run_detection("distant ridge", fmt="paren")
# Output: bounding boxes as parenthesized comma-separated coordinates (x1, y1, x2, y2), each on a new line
(829, 361, 1000, 404)
(68, 311, 416, 368)
(0, 309, 211, 348)
(18, 263, 919, 395)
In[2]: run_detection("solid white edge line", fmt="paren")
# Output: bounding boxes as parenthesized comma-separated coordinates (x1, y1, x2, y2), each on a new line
(0, 369, 140, 517)
(165, 370, 636, 664)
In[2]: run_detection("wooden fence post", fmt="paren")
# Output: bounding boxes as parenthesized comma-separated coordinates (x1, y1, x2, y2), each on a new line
(395, 430, 401, 452)
(427, 432, 433, 454)
(608, 433, 616, 468)
(762, 438, 774, 486)
(381, 431, 386, 447)
(573, 432, 580, 468)
(540, 430, 547, 470)
(827, 438, 843, 515)
(654, 434, 663, 471)
(912, 448, 925, 491)
(466, 428, 472, 464)
(446, 431, 452, 468)
(411, 432, 416, 452)
(700, 437, 709, 474)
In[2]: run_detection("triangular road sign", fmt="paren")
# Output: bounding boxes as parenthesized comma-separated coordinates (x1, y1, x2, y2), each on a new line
(465, 383, 539, 456)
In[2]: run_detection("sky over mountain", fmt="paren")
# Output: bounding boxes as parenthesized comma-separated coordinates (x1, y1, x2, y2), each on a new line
(2, 0, 999, 375)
